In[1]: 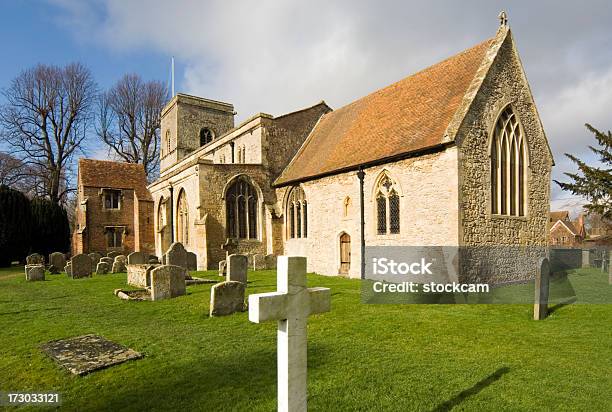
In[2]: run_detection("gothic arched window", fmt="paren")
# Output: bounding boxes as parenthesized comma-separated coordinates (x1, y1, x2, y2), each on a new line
(491, 106, 527, 216)
(226, 178, 258, 239)
(286, 186, 307, 239)
(200, 127, 214, 146)
(177, 190, 189, 245)
(375, 173, 400, 235)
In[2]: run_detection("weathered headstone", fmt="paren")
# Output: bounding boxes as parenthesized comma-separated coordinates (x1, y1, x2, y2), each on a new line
(186, 252, 197, 271)
(150, 265, 187, 301)
(581, 249, 590, 268)
(265, 254, 277, 270)
(89, 252, 103, 271)
(252, 254, 265, 271)
(210, 281, 246, 316)
(112, 257, 127, 273)
(534, 257, 550, 320)
(148, 255, 159, 264)
(65, 263, 72, 277)
(227, 254, 248, 284)
(127, 251, 148, 265)
(71, 254, 92, 279)
(96, 261, 110, 275)
(25, 264, 45, 281)
(165, 242, 188, 268)
(218, 260, 227, 277)
(107, 251, 121, 260)
(115, 254, 127, 263)
(26, 253, 45, 265)
(127, 264, 158, 288)
(249, 256, 331, 411)
(48, 252, 66, 274)
(100, 257, 113, 266)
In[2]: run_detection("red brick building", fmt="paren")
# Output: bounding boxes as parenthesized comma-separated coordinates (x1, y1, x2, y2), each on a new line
(549, 211, 586, 247)
(72, 159, 155, 255)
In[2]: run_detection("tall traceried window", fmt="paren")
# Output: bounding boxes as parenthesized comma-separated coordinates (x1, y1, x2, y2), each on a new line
(491, 106, 527, 216)
(375, 173, 400, 235)
(286, 186, 307, 239)
(226, 178, 258, 239)
(177, 190, 189, 245)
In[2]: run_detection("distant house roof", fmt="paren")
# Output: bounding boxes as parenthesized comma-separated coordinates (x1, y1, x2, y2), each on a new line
(274, 30, 503, 186)
(550, 219, 578, 236)
(549, 211, 570, 222)
(78, 158, 152, 201)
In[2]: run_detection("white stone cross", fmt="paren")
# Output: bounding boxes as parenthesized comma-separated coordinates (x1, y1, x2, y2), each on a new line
(249, 256, 331, 412)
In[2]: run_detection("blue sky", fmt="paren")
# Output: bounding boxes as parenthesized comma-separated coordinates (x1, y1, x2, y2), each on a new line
(1, 1, 611, 212)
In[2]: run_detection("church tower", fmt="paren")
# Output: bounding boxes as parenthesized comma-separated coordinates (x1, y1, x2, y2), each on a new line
(160, 93, 235, 173)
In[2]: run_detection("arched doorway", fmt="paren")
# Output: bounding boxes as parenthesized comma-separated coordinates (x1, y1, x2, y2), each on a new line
(339, 233, 351, 275)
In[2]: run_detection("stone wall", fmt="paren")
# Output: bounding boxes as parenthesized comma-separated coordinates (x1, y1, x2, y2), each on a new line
(456, 30, 553, 283)
(281, 148, 460, 278)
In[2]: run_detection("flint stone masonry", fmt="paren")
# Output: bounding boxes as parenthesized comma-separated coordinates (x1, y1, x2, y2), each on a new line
(26, 253, 45, 265)
(40, 334, 143, 375)
(127, 264, 159, 288)
(127, 251, 148, 265)
(71, 254, 92, 279)
(96, 262, 110, 275)
(534, 258, 550, 320)
(209, 281, 246, 316)
(150, 265, 187, 301)
(227, 254, 248, 284)
(186, 252, 197, 271)
(165, 242, 188, 268)
(25, 264, 45, 281)
(49, 252, 66, 273)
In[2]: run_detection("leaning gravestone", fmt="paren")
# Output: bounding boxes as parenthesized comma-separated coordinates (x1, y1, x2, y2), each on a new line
(210, 281, 246, 316)
(248, 256, 331, 411)
(26, 253, 45, 265)
(25, 264, 45, 281)
(150, 265, 186, 301)
(71, 254, 93, 279)
(218, 260, 227, 277)
(89, 252, 103, 271)
(127, 251, 148, 265)
(227, 254, 248, 284)
(107, 251, 121, 260)
(165, 242, 188, 268)
(186, 252, 197, 272)
(112, 256, 127, 273)
(534, 257, 550, 320)
(96, 262, 110, 275)
(49, 252, 66, 274)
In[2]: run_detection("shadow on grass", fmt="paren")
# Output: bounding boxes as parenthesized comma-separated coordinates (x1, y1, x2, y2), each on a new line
(548, 297, 577, 315)
(431, 366, 510, 412)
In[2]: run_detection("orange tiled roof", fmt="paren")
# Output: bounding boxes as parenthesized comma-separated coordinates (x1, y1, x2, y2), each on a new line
(549, 211, 570, 222)
(78, 159, 152, 201)
(275, 36, 494, 186)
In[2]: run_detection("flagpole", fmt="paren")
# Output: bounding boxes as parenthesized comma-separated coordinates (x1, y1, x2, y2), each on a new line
(171, 57, 175, 97)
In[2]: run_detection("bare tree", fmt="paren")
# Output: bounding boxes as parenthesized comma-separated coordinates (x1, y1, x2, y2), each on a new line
(0, 63, 96, 204)
(96, 74, 167, 181)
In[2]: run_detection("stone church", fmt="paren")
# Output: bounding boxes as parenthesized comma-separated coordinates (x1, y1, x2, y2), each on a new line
(149, 23, 553, 282)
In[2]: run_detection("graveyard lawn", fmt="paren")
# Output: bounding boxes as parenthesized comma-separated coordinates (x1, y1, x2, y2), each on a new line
(0, 267, 610, 411)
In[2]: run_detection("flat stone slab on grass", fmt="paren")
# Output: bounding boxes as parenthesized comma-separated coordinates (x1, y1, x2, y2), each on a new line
(40, 334, 142, 375)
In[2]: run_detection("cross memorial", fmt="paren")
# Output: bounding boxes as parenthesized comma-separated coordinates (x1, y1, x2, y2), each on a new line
(248, 256, 331, 412)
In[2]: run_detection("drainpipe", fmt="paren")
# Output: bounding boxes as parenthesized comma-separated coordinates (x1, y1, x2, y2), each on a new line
(169, 185, 174, 244)
(357, 167, 366, 280)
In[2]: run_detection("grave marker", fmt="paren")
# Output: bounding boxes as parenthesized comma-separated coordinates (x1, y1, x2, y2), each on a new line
(227, 254, 248, 284)
(71, 254, 92, 279)
(534, 257, 550, 320)
(249, 256, 331, 411)
(210, 281, 246, 316)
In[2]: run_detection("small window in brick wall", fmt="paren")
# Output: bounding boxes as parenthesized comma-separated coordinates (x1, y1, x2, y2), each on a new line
(103, 189, 121, 210)
(106, 227, 124, 248)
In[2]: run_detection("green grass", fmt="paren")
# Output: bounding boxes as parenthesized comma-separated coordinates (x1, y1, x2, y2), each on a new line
(0, 267, 610, 411)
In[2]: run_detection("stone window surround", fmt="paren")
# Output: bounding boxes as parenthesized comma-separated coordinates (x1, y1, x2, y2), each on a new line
(371, 170, 402, 236)
(104, 225, 127, 249)
(100, 188, 123, 211)
(223, 175, 262, 241)
(286, 185, 308, 239)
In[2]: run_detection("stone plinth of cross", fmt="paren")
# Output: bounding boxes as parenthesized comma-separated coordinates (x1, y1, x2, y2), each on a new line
(249, 256, 331, 412)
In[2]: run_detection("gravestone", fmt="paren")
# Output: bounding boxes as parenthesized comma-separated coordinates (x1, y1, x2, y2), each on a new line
(127, 251, 148, 265)
(89, 252, 103, 271)
(148, 255, 159, 264)
(210, 281, 246, 316)
(150, 265, 187, 301)
(49, 252, 66, 274)
(227, 254, 248, 284)
(581, 249, 590, 268)
(107, 251, 121, 260)
(100, 257, 113, 266)
(186, 252, 197, 272)
(26, 253, 45, 265)
(71, 254, 92, 279)
(96, 262, 110, 275)
(534, 257, 550, 320)
(127, 264, 158, 288)
(249, 256, 331, 411)
(251, 254, 265, 270)
(65, 263, 72, 277)
(165, 242, 188, 268)
(112, 257, 127, 273)
(218, 260, 227, 277)
(25, 264, 45, 281)
(265, 254, 277, 270)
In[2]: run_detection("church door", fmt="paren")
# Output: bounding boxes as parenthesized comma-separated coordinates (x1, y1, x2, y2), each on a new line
(339, 233, 351, 275)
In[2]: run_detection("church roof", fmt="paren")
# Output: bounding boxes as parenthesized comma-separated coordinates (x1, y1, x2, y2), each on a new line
(275, 34, 498, 186)
(78, 158, 153, 201)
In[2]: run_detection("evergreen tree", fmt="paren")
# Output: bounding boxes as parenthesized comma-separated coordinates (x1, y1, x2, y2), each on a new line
(0, 185, 32, 266)
(30, 198, 70, 258)
(555, 123, 612, 219)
